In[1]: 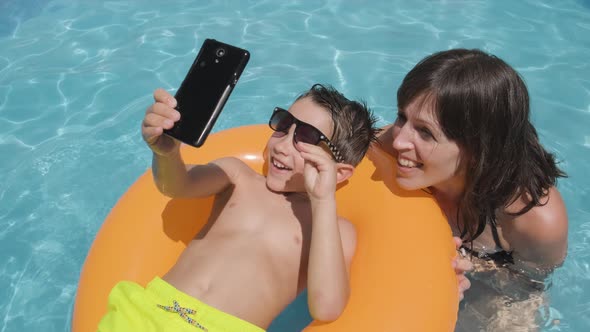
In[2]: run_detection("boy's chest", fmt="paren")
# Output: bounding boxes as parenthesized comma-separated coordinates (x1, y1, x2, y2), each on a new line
(214, 187, 313, 242)
(210, 189, 314, 278)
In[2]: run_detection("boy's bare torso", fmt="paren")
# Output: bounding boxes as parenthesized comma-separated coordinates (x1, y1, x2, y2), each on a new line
(163, 167, 313, 329)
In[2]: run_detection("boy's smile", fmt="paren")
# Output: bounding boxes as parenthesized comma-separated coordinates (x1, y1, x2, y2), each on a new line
(271, 157, 292, 171)
(265, 97, 334, 193)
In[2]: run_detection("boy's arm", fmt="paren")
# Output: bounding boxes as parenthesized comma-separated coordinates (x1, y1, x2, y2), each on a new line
(307, 210, 356, 322)
(298, 141, 356, 322)
(153, 152, 243, 198)
(143, 88, 242, 198)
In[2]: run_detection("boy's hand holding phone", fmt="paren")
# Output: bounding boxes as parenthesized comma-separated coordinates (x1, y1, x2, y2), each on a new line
(143, 39, 249, 150)
(142, 89, 182, 156)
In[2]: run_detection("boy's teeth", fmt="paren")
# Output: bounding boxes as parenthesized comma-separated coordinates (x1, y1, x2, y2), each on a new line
(399, 158, 418, 167)
(273, 159, 291, 170)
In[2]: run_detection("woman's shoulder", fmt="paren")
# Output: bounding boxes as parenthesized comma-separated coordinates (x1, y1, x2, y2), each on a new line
(374, 125, 395, 155)
(504, 186, 567, 229)
(500, 186, 568, 268)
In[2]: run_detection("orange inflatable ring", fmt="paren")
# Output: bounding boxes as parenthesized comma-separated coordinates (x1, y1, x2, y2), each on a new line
(72, 124, 458, 332)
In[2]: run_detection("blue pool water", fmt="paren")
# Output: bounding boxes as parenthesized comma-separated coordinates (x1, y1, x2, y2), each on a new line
(1, 0, 589, 331)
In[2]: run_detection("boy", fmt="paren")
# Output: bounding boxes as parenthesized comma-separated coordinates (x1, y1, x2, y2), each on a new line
(98, 84, 380, 331)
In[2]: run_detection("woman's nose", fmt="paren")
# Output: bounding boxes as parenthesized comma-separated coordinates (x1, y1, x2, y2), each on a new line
(392, 124, 413, 151)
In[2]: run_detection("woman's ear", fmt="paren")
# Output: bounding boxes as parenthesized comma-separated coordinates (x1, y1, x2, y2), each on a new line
(335, 163, 355, 184)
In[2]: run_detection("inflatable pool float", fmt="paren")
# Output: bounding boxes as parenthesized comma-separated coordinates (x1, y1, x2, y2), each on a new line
(72, 124, 458, 332)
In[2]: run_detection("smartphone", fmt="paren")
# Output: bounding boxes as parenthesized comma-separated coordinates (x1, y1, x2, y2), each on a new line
(164, 39, 250, 147)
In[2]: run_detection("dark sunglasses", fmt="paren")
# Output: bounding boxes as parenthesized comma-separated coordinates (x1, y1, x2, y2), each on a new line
(268, 107, 344, 163)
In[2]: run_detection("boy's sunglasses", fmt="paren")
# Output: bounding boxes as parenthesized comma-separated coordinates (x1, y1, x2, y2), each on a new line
(268, 107, 344, 163)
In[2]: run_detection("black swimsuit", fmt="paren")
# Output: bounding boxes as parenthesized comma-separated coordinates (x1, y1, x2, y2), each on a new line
(462, 223, 514, 265)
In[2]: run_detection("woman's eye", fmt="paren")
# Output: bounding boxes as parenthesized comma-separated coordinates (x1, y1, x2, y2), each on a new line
(418, 127, 434, 140)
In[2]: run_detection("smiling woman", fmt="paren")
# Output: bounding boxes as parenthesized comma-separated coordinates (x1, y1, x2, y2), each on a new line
(385, 49, 568, 266)
(388, 95, 464, 194)
(377, 48, 569, 330)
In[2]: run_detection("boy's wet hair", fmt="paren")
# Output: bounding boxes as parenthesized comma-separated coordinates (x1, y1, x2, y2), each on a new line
(296, 84, 380, 166)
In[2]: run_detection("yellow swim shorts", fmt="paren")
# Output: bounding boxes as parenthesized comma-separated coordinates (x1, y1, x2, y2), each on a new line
(97, 277, 265, 332)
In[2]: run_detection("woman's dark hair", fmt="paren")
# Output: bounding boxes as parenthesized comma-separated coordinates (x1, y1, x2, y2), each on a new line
(397, 49, 566, 241)
(296, 84, 380, 166)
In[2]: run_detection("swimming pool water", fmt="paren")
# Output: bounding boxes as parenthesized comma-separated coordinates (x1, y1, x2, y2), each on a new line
(0, 0, 589, 331)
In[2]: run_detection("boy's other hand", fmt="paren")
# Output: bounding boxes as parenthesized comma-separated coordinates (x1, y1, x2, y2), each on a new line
(142, 89, 182, 156)
(298, 142, 338, 202)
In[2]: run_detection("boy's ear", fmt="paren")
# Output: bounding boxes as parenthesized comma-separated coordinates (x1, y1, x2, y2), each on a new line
(335, 163, 355, 184)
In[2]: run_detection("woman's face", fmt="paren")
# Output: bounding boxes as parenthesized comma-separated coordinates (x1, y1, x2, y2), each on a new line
(390, 96, 466, 195)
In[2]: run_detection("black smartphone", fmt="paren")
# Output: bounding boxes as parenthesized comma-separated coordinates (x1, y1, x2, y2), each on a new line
(164, 39, 250, 147)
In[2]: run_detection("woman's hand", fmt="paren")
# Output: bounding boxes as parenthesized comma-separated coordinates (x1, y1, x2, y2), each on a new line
(452, 237, 473, 301)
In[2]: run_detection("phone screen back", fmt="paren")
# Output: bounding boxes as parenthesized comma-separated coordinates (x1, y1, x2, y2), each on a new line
(166, 39, 249, 147)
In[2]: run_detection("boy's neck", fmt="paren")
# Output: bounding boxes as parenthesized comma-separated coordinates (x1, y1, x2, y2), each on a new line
(282, 191, 310, 202)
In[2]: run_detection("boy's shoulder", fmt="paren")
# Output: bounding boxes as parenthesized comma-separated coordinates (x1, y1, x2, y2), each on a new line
(210, 156, 263, 185)
(337, 216, 356, 239)
(337, 216, 357, 264)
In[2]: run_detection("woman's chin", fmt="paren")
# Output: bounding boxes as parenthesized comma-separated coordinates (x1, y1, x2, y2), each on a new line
(395, 177, 424, 191)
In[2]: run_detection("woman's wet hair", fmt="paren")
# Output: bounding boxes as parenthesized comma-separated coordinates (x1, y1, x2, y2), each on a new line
(398, 49, 566, 241)
(296, 84, 380, 166)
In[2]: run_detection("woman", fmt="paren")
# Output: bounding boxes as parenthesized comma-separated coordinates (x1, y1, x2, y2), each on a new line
(378, 49, 568, 330)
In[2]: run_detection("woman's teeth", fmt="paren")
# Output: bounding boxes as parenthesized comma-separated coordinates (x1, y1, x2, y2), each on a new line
(398, 157, 420, 168)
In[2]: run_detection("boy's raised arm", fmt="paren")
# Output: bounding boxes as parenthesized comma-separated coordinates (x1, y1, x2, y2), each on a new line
(143, 88, 238, 198)
(298, 141, 356, 322)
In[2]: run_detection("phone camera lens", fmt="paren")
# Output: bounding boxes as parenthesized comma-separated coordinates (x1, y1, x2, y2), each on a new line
(216, 48, 226, 57)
